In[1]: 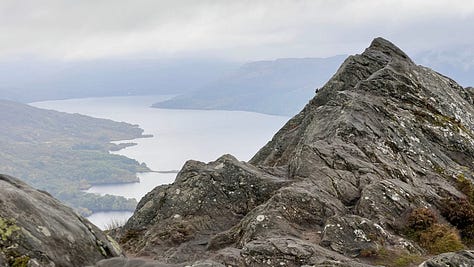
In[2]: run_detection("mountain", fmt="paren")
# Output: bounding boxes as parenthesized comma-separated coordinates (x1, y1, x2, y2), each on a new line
(0, 173, 121, 266)
(102, 38, 474, 266)
(0, 100, 149, 215)
(152, 56, 346, 116)
(0, 59, 238, 103)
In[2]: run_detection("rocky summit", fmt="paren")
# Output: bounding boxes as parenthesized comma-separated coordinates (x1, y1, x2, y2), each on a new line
(104, 38, 474, 266)
(5, 37, 473, 267)
(0, 174, 122, 266)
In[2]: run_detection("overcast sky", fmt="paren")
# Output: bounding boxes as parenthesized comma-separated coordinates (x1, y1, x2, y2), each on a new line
(1, 0, 474, 61)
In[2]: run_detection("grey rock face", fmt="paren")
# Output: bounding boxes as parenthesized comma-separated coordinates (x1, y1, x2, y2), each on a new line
(321, 215, 385, 257)
(118, 155, 289, 263)
(240, 237, 373, 267)
(0, 174, 122, 267)
(93, 257, 181, 267)
(116, 38, 474, 266)
(419, 250, 474, 266)
(250, 36, 474, 232)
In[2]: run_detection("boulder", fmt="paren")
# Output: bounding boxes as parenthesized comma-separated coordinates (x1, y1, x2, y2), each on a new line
(0, 174, 122, 267)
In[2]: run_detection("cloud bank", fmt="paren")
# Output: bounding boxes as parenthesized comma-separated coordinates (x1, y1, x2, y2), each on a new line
(1, 0, 474, 60)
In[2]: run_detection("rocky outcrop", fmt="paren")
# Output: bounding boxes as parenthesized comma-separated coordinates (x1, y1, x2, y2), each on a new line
(115, 38, 474, 266)
(419, 250, 474, 266)
(119, 155, 289, 263)
(0, 174, 122, 266)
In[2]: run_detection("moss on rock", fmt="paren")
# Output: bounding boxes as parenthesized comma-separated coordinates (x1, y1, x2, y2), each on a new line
(0, 217, 20, 242)
(11, 255, 29, 267)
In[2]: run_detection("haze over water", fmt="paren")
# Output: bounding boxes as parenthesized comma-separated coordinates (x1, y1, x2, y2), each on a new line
(32, 95, 289, 229)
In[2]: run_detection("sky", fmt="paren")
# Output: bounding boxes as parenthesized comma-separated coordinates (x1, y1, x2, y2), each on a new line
(1, 0, 474, 61)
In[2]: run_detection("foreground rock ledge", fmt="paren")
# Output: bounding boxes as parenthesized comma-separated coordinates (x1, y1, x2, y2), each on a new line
(419, 250, 474, 267)
(109, 37, 474, 266)
(0, 174, 122, 266)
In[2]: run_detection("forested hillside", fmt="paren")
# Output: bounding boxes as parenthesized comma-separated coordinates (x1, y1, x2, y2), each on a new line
(0, 99, 150, 215)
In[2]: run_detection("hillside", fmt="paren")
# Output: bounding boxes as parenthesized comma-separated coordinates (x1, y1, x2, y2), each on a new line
(103, 38, 474, 266)
(0, 100, 149, 215)
(153, 56, 346, 116)
(0, 59, 237, 103)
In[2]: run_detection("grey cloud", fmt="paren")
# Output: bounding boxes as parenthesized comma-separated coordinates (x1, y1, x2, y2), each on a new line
(1, 0, 474, 60)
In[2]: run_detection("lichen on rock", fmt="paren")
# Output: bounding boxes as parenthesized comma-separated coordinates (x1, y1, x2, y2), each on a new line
(0, 217, 20, 242)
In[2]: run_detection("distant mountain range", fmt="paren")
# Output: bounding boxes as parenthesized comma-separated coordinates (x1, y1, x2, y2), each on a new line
(1, 50, 473, 117)
(153, 51, 474, 117)
(152, 56, 347, 116)
(0, 59, 237, 103)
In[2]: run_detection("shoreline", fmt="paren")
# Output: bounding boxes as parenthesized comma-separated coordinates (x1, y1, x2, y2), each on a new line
(83, 170, 178, 189)
(33, 95, 288, 230)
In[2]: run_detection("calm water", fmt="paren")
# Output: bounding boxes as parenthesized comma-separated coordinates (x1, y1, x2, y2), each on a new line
(32, 96, 289, 229)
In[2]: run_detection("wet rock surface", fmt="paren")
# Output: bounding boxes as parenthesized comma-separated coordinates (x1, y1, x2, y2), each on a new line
(0, 174, 122, 267)
(113, 38, 474, 266)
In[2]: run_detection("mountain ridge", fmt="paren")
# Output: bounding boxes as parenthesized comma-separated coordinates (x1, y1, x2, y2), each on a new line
(0, 59, 238, 103)
(101, 37, 474, 266)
